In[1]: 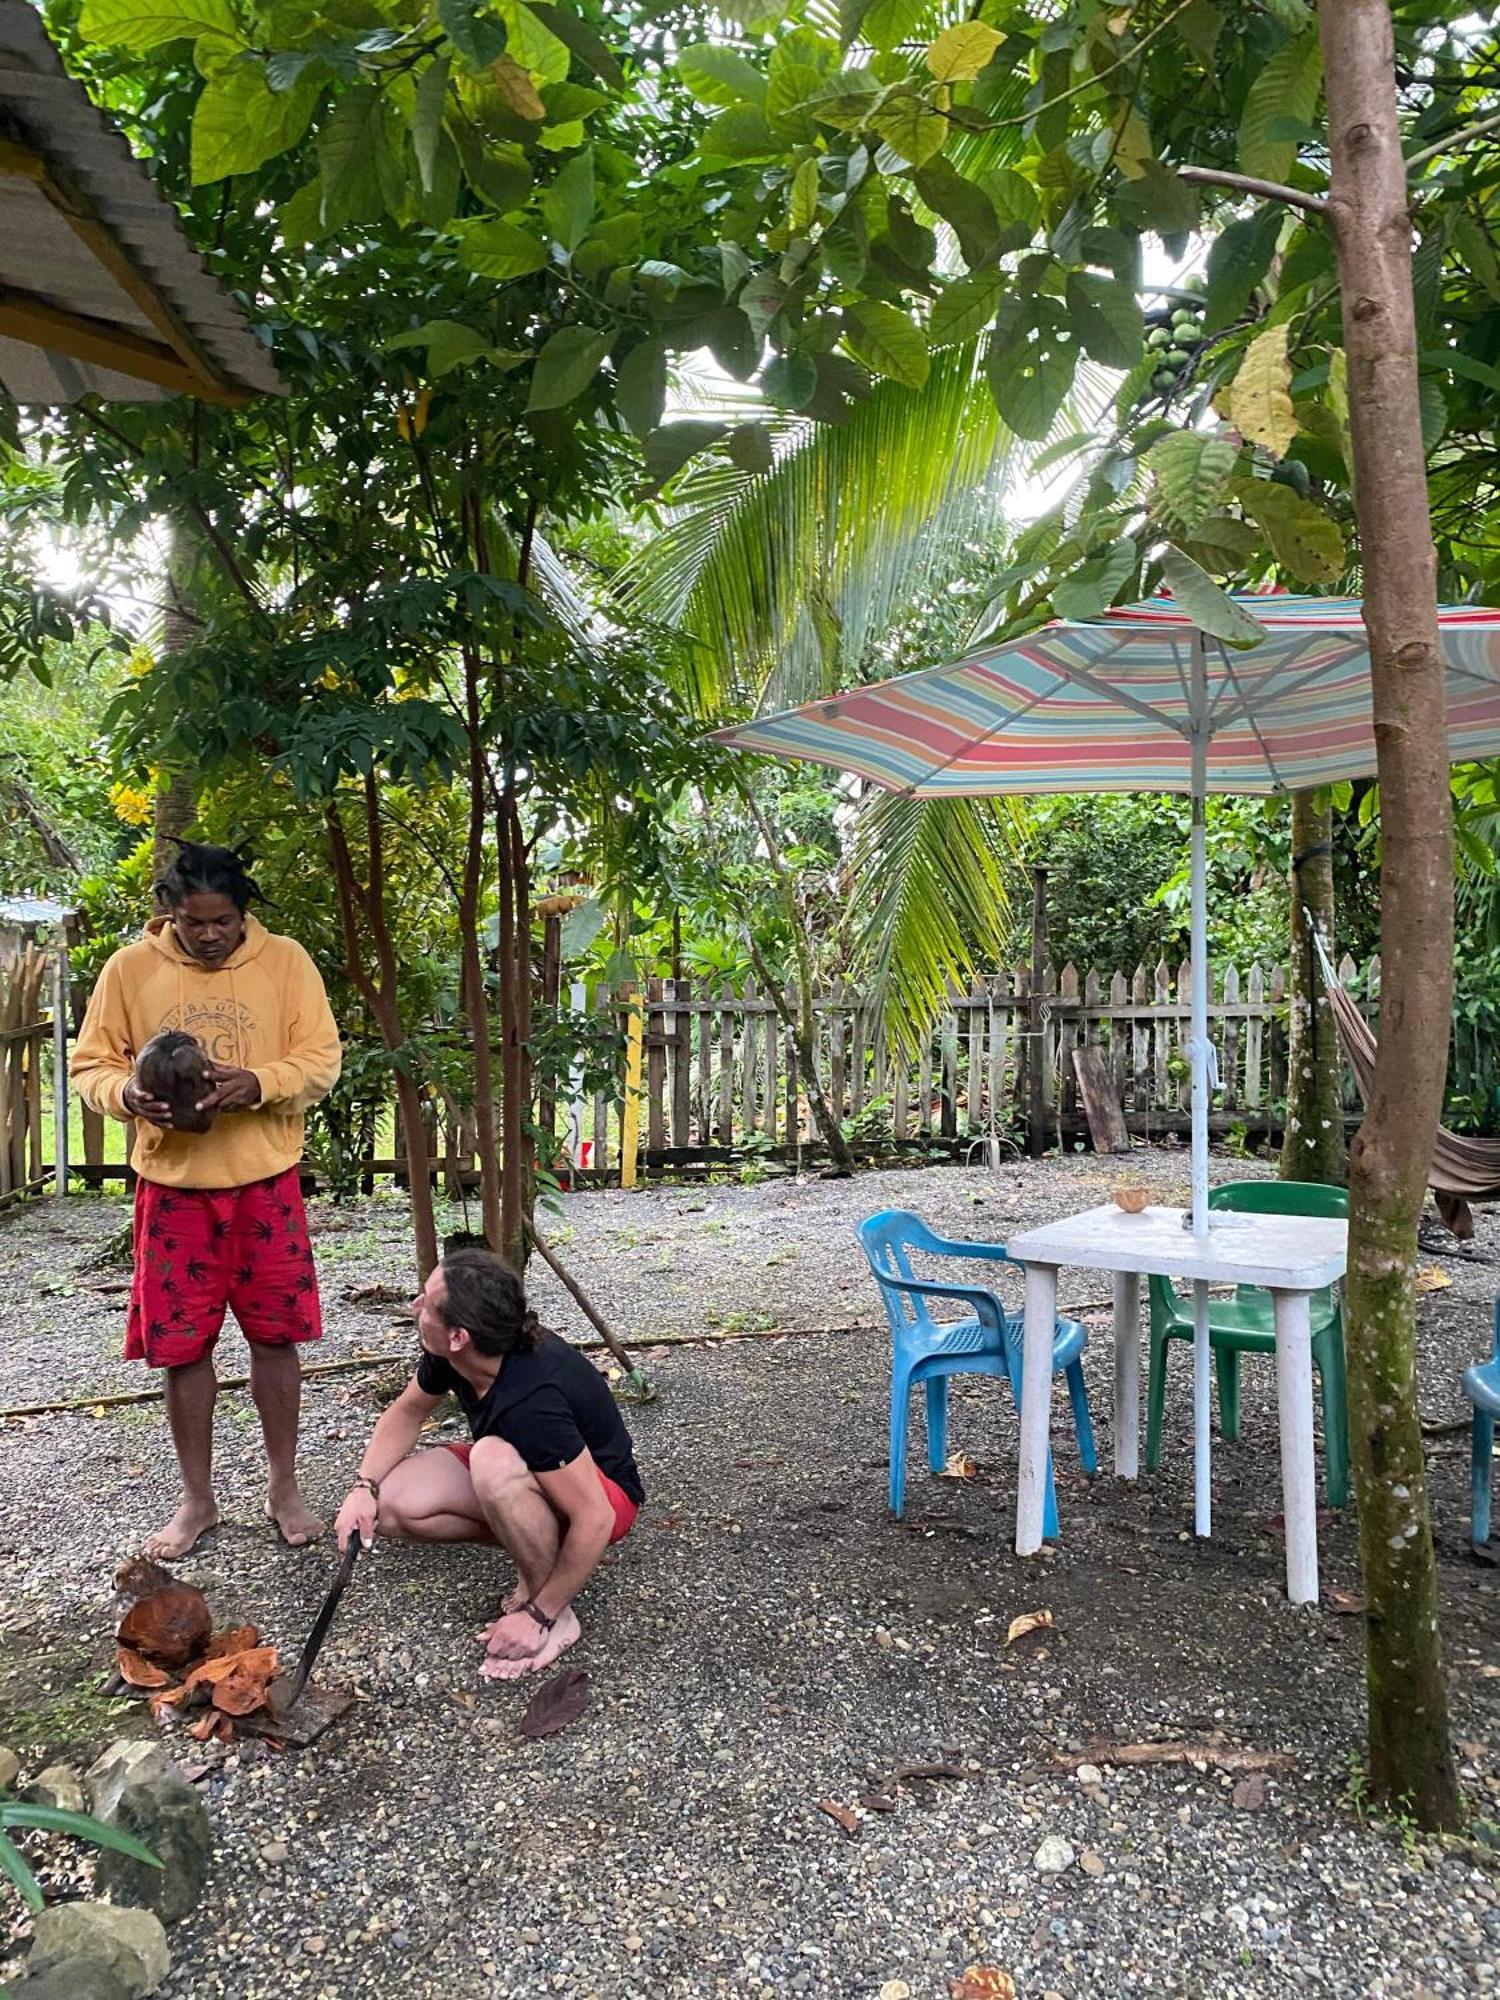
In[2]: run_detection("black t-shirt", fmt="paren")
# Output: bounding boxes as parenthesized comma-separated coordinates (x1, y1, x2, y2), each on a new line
(416, 1332, 644, 1505)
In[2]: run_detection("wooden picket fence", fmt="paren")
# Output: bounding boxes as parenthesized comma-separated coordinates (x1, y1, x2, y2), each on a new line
(0, 946, 51, 1206)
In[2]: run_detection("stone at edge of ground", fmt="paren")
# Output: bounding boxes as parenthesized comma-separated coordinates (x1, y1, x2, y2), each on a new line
(21, 1762, 84, 1812)
(10, 1955, 135, 2000)
(0, 1744, 19, 1790)
(86, 1741, 212, 1925)
(26, 1903, 170, 1998)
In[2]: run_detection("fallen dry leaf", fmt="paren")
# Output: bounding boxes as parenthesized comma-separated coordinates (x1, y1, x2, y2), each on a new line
(939, 1452, 978, 1481)
(1415, 1265, 1452, 1291)
(202, 1624, 260, 1659)
(148, 1684, 193, 1720)
(816, 1799, 861, 1836)
(117, 1579, 213, 1668)
(950, 1969, 1017, 2000)
(1233, 1772, 1268, 1810)
(115, 1645, 171, 1690)
(1005, 1608, 1054, 1646)
(859, 1792, 898, 1812)
(517, 1667, 590, 1741)
(1328, 1588, 1366, 1616)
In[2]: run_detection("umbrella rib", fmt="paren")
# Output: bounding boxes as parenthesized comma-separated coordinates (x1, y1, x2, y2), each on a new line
(1213, 640, 1289, 790)
(1209, 636, 1363, 733)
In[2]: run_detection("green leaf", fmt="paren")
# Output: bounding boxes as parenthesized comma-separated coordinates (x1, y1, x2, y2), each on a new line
(727, 423, 775, 474)
(498, 0, 569, 83)
(986, 296, 1079, 441)
(1146, 431, 1239, 533)
(789, 156, 820, 235)
(451, 124, 533, 211)
(1110, 160, 1199, 240)
(1418, 373, 1448, 452)
(928, 269, 1004, 349)
(412, 56, 451, 194)
(573, 211, 642, 279)
(1229, 321, 1298, 456)
(1238, 32, 1322, 182)
(806, 68, 883, 131)
(439, 0, 507, 70)
(981, 167, 1041, 234)
(844, 301, 930, 389)
(454, 216, 549, 279)
(1203, 204, 1283, 333)
(761, 351, 818, 409)
(863, 0, 924, 52)
(678, 43, 768, 107)
(0, 1804, 161, 1868)
(1157, 546, 1268, 646)
(277, 177, 326, 248)
(925, 21, 1003, 82)
(526, 3, 625, 88)
(317, 86, 393, 227)
(871, 91, 947, 169)
(642, 420, 729, 489)
(1174, 0, 1224, 65)
(527, 324, 613, 412)
(80, 0, 235, 50)
(702, 105, 778, 161)
(1453, 211, 1500, 306)
(615, 338, 668, 439)
(190, 61, 319, 183)
(0, 1828, 44, 1914)
(540, 81, 606, 126)
(1260, 0, 1313, 27)
(388, 320, 498, 374)
(1235, 478, 1346, 585)
(911, 159, 1006, 269)
(542, 148, 594, 251)
(1183, 512, 1260, 573)
(1421, 346, 1500, 396)
(1053, 539, 1138, 621)
(1065, 272, 1142, 370)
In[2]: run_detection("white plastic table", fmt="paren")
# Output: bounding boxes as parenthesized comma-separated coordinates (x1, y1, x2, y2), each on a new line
(1006, 1202, 1349, 1604)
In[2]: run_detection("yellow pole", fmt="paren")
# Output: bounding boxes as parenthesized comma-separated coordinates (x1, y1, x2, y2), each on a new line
(619, 988, 643, 1190)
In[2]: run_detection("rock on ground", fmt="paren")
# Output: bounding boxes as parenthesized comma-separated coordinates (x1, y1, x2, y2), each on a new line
(27, 1903, 169, 1998)
(87, 1739, 212, 1923)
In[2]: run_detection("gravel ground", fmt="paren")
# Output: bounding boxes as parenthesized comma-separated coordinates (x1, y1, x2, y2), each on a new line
(2, 1150, 1498, 1999)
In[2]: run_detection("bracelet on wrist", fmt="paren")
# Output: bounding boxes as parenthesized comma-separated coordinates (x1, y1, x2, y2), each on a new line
(353, 1474, 380, 1502)
(521, 1599, 555, 1633)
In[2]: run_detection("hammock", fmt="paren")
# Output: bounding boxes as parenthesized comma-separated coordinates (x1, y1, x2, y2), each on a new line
(1312, 929, 1500, 1239)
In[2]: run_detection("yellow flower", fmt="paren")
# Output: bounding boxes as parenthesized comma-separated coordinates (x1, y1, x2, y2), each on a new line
(125, 644, 156, 680)
(108, 782, 153, 827)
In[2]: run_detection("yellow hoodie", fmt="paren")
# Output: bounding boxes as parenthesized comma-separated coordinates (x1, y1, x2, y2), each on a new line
(72, 915, 342, 1190)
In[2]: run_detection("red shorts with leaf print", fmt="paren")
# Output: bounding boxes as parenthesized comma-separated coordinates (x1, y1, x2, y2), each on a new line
(124, 1167, 322, 1370)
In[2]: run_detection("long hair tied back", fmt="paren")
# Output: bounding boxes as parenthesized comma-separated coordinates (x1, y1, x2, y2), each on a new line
(155, 840, 263, 914)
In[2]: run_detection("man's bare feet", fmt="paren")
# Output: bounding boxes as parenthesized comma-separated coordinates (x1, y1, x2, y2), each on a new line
(142, 1498, 220, 1562)
(480, 1605, 581, 1681)
(265, 1486, 325, 1548)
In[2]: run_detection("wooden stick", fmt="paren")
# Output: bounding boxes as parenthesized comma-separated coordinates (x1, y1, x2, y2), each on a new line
(525, 1222, 642, 1380)
(1051, 1741, 1295, 1774)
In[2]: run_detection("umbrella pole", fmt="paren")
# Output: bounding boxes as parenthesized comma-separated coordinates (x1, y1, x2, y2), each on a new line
(1189, 633, 1213, 1537)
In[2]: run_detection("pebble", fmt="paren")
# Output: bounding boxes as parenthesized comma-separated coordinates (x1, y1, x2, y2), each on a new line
(259, 1842, 289, 1864)
(1075, 1764, 1104, 1787)
(1033, 1835, 1076, 1874)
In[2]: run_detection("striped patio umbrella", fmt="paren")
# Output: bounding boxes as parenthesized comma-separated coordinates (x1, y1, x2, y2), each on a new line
(716, 594, 1500, 1532)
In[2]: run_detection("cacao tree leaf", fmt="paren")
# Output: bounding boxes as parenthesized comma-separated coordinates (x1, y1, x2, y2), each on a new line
(1052, 539, 1137, 620)
(678, 42, 767, 106)
(498, 0, 568, 83)
(1229, 321, 1298, 457)
(454, 217, 548, 279)
(1157, 545, 1269, 646)
(871, 91, 947, 169)
(928, 269, 1004, 349)
(1235, 478, 1346, 585)
(81, 0, 235, 49)
(1237, 31, 1322, 182)
(843, 300, 930, 389)
(925, 21, 1002, 81)
(411, 55, 451, 193)
(527, 325, 613, 412)
(1203, 204, 1283, 333)
(526, 2, 624, 87)
(986, 296, 1079, 441)
(438, 0, 506, 70)
(613, 339, 668, 438)
(541, 147, 594, 251)
(641, 420, 728, 488)
(190, 60, 319, 182)
(1146, 431, 1239, 533)
(726, 422, 775, 474)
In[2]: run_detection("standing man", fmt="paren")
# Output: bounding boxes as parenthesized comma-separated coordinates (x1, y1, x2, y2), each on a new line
(334, 1248, 643, 1679)
(73, 841, 341, 1560)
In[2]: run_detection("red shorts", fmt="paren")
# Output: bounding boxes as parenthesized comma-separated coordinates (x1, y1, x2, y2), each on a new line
(125, 1167, 322, 1370)
(444, 1442, 639, 1544)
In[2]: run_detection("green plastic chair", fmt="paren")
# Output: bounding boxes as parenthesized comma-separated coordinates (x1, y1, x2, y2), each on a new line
(1145, 1179, 1350, 1507)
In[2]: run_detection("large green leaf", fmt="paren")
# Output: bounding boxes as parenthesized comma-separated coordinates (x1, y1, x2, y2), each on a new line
(862, 0, 924, 52)
(439, 0, 507, 69)
(190, 60, 320, 183)
(986, 297, 1079, 441)
(1146, 431, 1239, 533)
(1053, 538, 1138, 621)
(1203, 205, 1283, 333)
(641, 420, 730, 489)
(527, 2, 625, 87)
(451, 125, 533, 211)
(542, 148, 594, 251)
(1238, 31, 1323, 182)
(80, 0, 235, 50)
(925, 21, 1003, 82)
(1158, 545, 1268, 646)
(454, 216, 549, 279)
(929, 270, 1004, 349)
(911, 159, 1006, 269)
(678, 43, 768, 107)
(844, 301, 930, 390)
(702, 105, 779, 161)
(1235, 479, 1346, 585)
(527, 325, 613, 412)
(1110, 160, 1199, 240)
(498, 0, 569, 83)
(411, 56, 451, 195)
(615, 339, 668, 439)
(1065, 272, 1142, 370)
(317, 86, 395, 228)
(871, 91, 947, 169)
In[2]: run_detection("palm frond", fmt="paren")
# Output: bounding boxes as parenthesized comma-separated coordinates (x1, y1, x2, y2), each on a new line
(847, 789, 1032, 1049)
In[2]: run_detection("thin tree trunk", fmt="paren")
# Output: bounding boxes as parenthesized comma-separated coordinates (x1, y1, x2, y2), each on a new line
(1281, 790, 1347, 1185)
(495, 785, 529, 1270)
(459, 636, 502, 1251)
(1319, 0, 1460, 1829)
(151, 574, 199, 887)
(325, 791, 440, 1282)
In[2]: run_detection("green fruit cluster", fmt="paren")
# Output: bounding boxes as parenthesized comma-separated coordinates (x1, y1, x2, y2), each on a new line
(1145, 278, 1204, 396)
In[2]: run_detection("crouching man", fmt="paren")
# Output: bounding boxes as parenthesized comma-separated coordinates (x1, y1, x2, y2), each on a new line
(334, 1249, 643, 1679)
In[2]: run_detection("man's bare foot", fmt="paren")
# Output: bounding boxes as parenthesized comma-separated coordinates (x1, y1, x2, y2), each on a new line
(264, 1487, 325, 1548)
(142, 1498, 219, 1562)
(480, 1606, 581, 1682)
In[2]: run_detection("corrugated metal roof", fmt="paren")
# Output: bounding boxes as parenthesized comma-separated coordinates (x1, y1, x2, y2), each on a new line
(0, 1, 286, 404)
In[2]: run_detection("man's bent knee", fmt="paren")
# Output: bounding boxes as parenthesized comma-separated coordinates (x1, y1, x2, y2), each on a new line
(468, 1436, 534, 1501)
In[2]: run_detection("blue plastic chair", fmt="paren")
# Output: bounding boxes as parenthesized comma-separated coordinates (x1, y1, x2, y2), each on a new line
(1464, 1298, 1500, 1550)
(857, 1209, 1097, 1536)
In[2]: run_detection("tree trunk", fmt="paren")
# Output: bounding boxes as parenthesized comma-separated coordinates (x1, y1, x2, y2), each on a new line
(1281, 790, 1347, 1185)
(495, 786, 530, 1271)
(151, 577, 199, 888)
(1318, 0, 1461, 1829)
(458, 641, 502, 1251)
